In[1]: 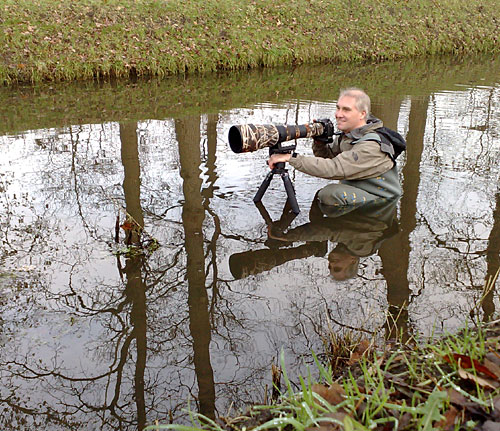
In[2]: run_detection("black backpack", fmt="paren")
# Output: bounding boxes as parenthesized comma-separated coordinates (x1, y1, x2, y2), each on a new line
(376, 127, 407, 160)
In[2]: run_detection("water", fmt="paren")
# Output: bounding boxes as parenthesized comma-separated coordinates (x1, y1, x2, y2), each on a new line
(0, 54, 499, 429)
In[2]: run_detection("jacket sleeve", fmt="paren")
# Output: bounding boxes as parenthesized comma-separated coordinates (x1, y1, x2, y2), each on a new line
(277, 223, 342, 242)
(312, 139, 340, 158)
(289, 140, 394, 180)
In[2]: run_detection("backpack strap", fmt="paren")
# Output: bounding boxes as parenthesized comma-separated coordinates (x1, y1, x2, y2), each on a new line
(353, 132, 381, 143)
(351, 131, 396, 160)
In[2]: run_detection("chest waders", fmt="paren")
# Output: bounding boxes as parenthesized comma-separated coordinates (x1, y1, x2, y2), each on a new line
(317, 133, 403, 215)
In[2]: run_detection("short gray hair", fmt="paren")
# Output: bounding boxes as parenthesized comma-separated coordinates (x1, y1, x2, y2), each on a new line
(339, 87, 371, 118)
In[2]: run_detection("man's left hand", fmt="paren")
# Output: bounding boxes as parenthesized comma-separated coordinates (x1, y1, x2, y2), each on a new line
(268, 153, 292, 169)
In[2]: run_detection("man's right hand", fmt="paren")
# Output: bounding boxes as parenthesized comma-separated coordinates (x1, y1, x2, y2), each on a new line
(313, 138, 327, 145)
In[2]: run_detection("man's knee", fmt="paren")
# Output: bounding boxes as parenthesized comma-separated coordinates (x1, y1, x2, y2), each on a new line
(317, 184, 367, 206)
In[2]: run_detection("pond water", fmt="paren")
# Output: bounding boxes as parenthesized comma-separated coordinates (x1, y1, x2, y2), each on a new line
(0, 54, 499, 430)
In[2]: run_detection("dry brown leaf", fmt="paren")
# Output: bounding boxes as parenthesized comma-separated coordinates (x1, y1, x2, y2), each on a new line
(482, 420, 500, 431)
(311, 383, 345, 406)
(484, 358, 500, 380)
(305, 426, 336, 431)
(491, 394, 500, 420)
(447, 388, 470, 407)
(397, 412, 413, 429)
(306, 412, 347, 431)
(445, 354, 499, 380)
(435, 405, 459, 430)
(305, 425, 339, 431)
(458, 367, 497, 389)
(347, 339, 371, 366)
(486, 351, 500, 368)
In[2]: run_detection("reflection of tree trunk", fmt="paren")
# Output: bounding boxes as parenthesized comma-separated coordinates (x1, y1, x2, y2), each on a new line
(120, 122, 144, 243)
(120, 121, 147, 430)
(176, 116, 216, 420)
(371, 97, 403, 130)
(123, 256, 147, 430)
(379, 96, 428, 341)
(482, 192, 500, 320)
(120, 122, 144, 227)
(399, 97, 428, 229)
(203, 114, 218, 200)
(203, 114, 222, 298)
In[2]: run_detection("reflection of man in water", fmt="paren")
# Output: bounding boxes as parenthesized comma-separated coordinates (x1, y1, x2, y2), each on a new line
(268, 88, 402, 212)
(270, 198, 399, 280)
(229, 198, 399, 281)
(328, 245, 359, 281)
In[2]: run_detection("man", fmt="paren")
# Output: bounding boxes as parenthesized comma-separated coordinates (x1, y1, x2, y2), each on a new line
(268, 88, 402, 212)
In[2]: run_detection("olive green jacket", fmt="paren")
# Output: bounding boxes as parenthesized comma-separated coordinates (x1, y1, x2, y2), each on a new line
(289, 117, 394, 180)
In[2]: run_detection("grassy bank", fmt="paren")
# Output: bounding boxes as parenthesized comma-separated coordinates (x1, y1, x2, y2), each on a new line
(219, 321, 500, 431)
(0, 0, 498, 85)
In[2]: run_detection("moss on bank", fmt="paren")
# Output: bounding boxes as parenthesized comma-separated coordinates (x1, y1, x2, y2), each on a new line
(0, 0, 498, 85)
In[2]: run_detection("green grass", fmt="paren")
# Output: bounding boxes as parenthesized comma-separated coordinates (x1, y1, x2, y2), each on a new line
(1, 0, 499, 85)
(143, 282, 500, 431)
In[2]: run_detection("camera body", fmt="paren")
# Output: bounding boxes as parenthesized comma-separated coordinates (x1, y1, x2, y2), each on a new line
(314, 118, 335, 144)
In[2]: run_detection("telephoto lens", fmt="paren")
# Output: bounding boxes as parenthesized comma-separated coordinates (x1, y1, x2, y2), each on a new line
(228, 122, 326, 153)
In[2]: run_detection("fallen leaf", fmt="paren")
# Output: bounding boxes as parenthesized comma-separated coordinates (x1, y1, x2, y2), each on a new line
(311, 383, 345, 406)
(491, 394, 500, 420)
(484, 358, 500, 379)
(482, 420, 500, 431)
(447, 388, 471, 407)
(435, 405, 459, 430)
(347, 339, 371, 365)
(486, 351, 500, 367)
(458, 367, 497, 389)
(444, 354, 499, 380)
(120, 220, 135, 231)
(306, 412, 346, 431)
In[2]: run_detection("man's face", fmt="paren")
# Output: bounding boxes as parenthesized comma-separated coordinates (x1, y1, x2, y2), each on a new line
(335, 95, 367, 133)
(328, 251, 359, 281)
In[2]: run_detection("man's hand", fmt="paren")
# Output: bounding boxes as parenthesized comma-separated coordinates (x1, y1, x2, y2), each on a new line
(313, 118, 334, 144)
(268, 153, 292, 169)
(267, 225, 288, 241)
(313, 138, 328, 145)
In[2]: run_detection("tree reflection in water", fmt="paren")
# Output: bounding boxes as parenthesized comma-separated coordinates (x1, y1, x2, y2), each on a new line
(0, 118, 224, 429)
(377, 95, 428, 341)
(176, 115, 216, 419)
